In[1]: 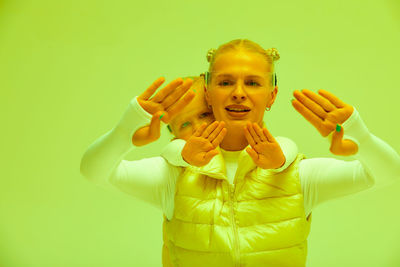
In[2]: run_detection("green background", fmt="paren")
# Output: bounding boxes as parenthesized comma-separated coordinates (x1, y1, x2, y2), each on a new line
(1, 0, 400, 266)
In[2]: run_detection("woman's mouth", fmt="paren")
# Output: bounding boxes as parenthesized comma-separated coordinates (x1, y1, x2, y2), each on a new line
(225, 105, 251, 117)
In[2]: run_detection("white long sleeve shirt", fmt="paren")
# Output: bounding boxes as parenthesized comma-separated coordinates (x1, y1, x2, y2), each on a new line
(80, 96, 400, 220)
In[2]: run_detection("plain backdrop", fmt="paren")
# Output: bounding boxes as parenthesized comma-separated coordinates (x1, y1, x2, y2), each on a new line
(1, 0, 400, 266)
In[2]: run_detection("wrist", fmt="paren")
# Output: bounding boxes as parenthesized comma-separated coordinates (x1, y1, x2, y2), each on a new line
(181, 151, 190, 165)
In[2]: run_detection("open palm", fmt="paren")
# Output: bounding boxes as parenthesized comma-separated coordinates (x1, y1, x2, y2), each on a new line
(291, 89, 358, 156)
(244, 122, 286, 169)
(132, 77, 195, 146)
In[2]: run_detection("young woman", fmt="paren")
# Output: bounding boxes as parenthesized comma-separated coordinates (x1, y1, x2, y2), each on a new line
(80, 39, 400, 267)
(159, 39, 400, 267)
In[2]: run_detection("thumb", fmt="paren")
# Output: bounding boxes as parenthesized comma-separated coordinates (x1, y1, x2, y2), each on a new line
(204, 149, 219, 163)
(149, 111, 163, 139)
(330, 124, 344, 154)
(330, 124, 358, 156)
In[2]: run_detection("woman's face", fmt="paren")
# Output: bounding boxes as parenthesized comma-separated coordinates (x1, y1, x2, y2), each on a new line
(169, 81, 214, 140)
(206, 50, 278, 128)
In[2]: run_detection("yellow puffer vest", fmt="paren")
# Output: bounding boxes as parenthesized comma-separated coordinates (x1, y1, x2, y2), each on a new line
(162, 148, 312, 267)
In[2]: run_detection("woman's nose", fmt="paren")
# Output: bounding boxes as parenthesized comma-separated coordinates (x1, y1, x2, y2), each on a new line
(232, 84, 247, 101)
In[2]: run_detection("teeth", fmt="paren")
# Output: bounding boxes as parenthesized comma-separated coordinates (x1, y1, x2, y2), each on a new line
(226, 108, 249, 112)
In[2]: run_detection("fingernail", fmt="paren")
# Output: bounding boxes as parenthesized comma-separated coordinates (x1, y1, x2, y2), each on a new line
(336, 124, 341, 132)
(159, 113, 164, 119)
(291, 98, 295, 102)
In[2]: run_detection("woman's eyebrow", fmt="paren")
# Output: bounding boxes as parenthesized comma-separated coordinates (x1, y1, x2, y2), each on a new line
(215, 74, 266, 79)
(246, 75, 265, 79)
(215, 74, 234, 78)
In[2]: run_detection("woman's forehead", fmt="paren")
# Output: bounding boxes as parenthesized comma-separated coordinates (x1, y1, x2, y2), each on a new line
(212, 50, 272, 74)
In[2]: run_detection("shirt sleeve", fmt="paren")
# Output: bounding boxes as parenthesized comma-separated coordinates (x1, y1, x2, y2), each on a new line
(269, 136, 298, 172)
(161, 138, 191, 167)
(80, 96, 151, 186)
(110, 157, 181, 214)
(80, 96, 181, 212)
(300, 106, 400, 217)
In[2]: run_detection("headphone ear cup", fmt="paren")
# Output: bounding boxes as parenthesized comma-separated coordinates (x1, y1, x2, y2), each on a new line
(167, 125, 172, 133)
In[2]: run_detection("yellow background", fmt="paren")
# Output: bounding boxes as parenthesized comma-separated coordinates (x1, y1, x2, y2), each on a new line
(1, 0, 400, 266)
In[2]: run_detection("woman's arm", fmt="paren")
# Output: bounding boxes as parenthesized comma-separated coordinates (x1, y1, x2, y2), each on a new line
(300, 107, 400, 216)
(80, 95, 182, 210)
(80, 96, 152, 186)
(80, 77, 194, 209)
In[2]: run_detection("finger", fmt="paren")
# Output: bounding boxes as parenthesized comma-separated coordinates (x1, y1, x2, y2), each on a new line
(246, 147, 259, 162)
(163, 90, 196, 123)
(301, 89, 337, 112)
(262, 127, 277, 143)
(138, 77, 166, 100)
(248, 123, 261, 144)
(330, 124, 348, 155)
(193, 122, 208, 137)
(207, 121, 225, 141)
(211, 128, 227, 147)
(318, 89, 346, 108)
(253, 123, 267, 142)
(293, 90, 331, 120)
(204, 149, 219, 163)
(244, 125, 257, 147)
(161, 79, 194, 110)
(151, 78, 184, 103)
(291, 97, 336, 136)
(148, 111, 162, 140)
(201, 121, 219, 138)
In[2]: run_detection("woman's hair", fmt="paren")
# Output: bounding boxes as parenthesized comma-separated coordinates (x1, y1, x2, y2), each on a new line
(205, 39, 280, 87)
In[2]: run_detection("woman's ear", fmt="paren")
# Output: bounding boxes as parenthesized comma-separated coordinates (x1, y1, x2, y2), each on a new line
(268, 86, 278, 107)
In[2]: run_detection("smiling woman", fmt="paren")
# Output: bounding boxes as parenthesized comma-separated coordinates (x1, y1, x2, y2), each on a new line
(80, 38, 400, 267)
(204, 40, 280, 151)
(160, 39, 400, 267)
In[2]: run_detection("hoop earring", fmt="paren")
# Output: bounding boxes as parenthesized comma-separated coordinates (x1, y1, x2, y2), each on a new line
(265, 107, 271, 111)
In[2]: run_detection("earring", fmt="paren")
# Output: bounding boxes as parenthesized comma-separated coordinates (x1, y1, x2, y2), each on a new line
(266, 107, 271, 111)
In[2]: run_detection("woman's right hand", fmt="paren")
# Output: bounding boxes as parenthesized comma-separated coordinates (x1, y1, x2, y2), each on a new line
(132, 77, 195, 146)
(181, 121, 227, 167)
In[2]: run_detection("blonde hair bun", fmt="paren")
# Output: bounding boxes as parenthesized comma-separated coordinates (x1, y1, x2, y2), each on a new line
(266, 47, 280, 62)
(206, 48, 216, 63)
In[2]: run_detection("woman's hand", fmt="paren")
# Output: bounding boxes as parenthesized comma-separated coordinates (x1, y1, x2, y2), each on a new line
(132, 77, 195, 146)
(291, 89, 358, 156)
(244, 122, 286, 169)
(181, 121, 227, 167)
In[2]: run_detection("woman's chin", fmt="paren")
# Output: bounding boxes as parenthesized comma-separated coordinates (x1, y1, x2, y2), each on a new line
(223, 118, 251, 129)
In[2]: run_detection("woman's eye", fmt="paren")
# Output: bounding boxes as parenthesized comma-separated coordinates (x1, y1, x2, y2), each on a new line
(199, 112, 211, 118)
(246, 80, 260, 86)
(218, 80, 232, 86)
(181, 121, 191, 128)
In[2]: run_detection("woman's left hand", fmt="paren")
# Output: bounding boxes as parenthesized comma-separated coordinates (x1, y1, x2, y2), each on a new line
(244, 122, 286, 169)
(291, 89, 358, 156)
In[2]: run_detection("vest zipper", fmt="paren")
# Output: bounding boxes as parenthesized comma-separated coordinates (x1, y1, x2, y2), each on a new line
(228, 182, 241, 266)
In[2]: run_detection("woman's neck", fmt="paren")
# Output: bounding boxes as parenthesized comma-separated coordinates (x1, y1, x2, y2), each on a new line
(219, 125, 248, 151)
